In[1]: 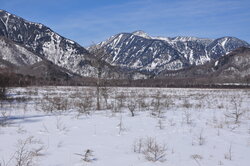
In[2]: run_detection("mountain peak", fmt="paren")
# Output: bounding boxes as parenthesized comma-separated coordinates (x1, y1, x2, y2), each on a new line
(132, 30, 151, 39)
(0, 9, 6, 13)
(0, 9, 13, 17)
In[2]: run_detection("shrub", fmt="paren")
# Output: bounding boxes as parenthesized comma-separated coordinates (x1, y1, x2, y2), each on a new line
(133, 137, 167, 162)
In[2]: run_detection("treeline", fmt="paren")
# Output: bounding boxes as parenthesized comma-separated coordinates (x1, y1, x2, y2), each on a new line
(101, 77, 250, 89)
(1, 69, 250, 89)
(0, 73, 95, 87)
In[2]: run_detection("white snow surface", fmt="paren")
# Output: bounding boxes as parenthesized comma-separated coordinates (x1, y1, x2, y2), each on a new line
(221, 37, 228, 50)
(132, 31, 151, 39)
(0, 86, 250, 166)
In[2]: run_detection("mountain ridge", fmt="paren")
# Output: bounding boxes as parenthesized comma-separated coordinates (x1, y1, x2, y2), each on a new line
(97, 31, 249, 76)
(0, 9, 144, 79)
(156, 47, 250, 84)
(0, 9, 98, 77)
(0, 9, 250, 85)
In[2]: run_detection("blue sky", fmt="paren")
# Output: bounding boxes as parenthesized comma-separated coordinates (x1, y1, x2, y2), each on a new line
(2, 0, 250, 46)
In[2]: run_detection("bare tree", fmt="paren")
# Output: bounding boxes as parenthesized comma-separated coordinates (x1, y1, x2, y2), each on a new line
(183, 109, 192, 124)
(191, 154, 203, 166)
(137, 95, 148, 112)
(100, 86, 110, 109)
(39, 94, 69, 113)
(110, 100, 119, 115)
(182, 98, 192, 109)
(142, 137, 167, 162)
(133, 138, 143, 153)
(133, 137, 167, 162)
(0, 86, 6, 100)
(151, 91, 164, 118)
(75, 97, 93, 117)
(157, 118, 165, 130)
(127, 100, 137, 117)
(88, 44, 110, 110)
(224, 144, 232, 160)
(116, 92, 126, 108)
(198, 129, 205, 146)
(55, 117, 68, 132)
(0, 75, 8, 100)
(117, 116, 126, 134)
(225, 97, 244, 124)
(15, 136, 44, 166)
(192, 129, 206, 146)
(0, 110, 10, 127)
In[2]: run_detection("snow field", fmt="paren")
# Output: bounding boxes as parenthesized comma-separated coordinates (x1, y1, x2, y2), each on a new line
(0, 86, 250, 166)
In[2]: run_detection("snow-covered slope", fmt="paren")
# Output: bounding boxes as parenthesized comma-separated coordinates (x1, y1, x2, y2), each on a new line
(0, 10, 98, 77)
(206, 37, 249, 59)
(0, 36, 41, 67)
(0, 10, 145, 79)
(132, 30, 151, 39)
(157, 47, 250, 84)
(0, 36, 78, 81)
(98, 31, 250, 75)
(212, 47, 250, 79)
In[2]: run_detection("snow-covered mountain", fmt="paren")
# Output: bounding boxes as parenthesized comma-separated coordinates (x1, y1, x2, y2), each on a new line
(98, 31, 250, 75)
(0, 10, 146, 79)
(0, 35, 79, 81)
(210, 47, 250, 79)
(157, 47, 250, 84)
(1, 9, 249, 80)
(0, 9, 100, 77)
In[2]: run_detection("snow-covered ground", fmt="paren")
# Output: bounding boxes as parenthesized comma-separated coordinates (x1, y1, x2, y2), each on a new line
(0, 86, 250, 166)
